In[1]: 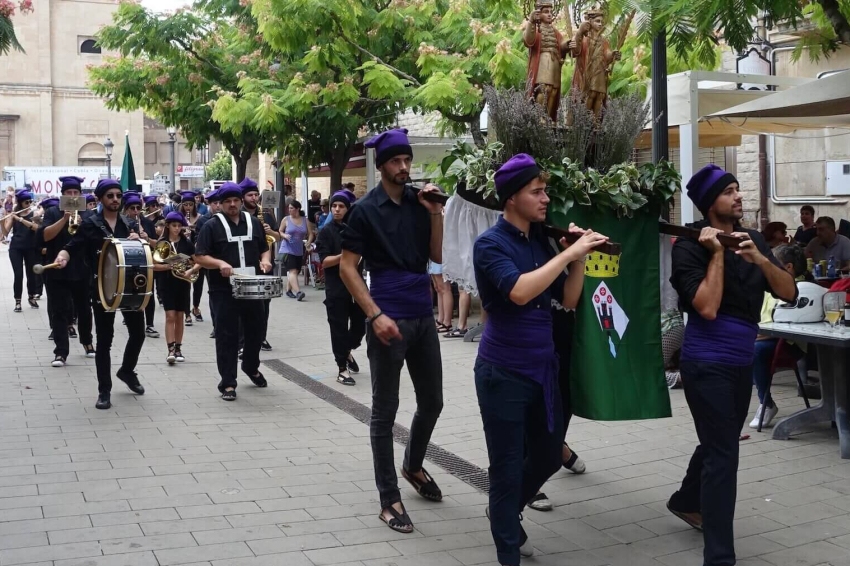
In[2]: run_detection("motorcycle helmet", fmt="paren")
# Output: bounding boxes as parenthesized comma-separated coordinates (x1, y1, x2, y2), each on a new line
(773, 282, 825, 323)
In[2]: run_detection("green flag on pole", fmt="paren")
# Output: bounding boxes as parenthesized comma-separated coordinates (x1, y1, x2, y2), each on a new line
(555, 205, 672, 421)
(119, 133, 137, 193)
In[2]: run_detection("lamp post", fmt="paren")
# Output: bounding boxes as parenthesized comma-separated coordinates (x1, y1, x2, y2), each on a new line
(167, 126, 177, 193)
(104, 137, 114, 178)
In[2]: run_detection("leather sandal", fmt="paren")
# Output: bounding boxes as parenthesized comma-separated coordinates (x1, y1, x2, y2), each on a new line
(379, 504, 413, 533)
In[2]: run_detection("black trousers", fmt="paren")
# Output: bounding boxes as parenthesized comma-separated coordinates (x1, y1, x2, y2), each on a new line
(144, 290, 155, 327)
(325, 295, 366, 369)
(552, 308, 575, 434)
(91, 301, 146, 394)
(9, 247, 41, 299)
(48, 279, 93, 358)
(475, 359, 564, 566)
(668, 360, 752, 566)
(366, 315, 443, 509)
(210, 290, 266, 391)
(238, 298, 270, 348)
(208, 283, 218, 329)
(192, 270, 205, 309)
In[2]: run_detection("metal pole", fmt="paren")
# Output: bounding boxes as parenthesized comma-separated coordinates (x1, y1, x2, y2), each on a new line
(275, 151, 285, 222)
(106, 158, 111, 179)
(169, 137, 176, 194)
(651, 30, 668, 164)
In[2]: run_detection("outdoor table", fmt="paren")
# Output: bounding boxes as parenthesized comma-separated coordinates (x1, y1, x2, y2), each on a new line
(758, 322, 850, 459)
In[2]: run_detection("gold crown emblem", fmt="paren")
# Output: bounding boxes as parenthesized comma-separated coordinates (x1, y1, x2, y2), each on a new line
(584, 251, 620, 278)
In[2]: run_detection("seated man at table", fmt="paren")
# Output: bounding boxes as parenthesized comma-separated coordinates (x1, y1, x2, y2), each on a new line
(749, 244, 808, 429)
(805, 216, 850, 268)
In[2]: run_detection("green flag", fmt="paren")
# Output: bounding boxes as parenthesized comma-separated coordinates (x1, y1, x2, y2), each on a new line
(554, 205, 672, 421)
(119, 134, 137, 193)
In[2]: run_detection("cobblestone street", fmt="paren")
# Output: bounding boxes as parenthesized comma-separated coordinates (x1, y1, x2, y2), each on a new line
(1, 246, 849, 566)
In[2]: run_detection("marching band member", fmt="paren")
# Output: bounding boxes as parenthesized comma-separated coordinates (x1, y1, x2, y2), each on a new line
(37, 197, 59, 340)
(41, 177, 95, 366)
(54, 179, 148, 409)
(85, 193, 97, 211)
(239, 177, 278, 350)
(667, 165, 797, 566)
(3, 189, 42, 312)
(178, 191, 201, 326)
(193, 182, 272, 401)
(473, 154, 608, 566)
(315, 190, 365, 385)
(158, 212, 200, 365)
(339, 128, 445, 534)
(195, 189, 222, 339)
(141, 194, 162, 338)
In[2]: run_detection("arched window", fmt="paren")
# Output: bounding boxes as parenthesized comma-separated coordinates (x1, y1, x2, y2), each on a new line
(78, 142, 106, 167)
(80, 39, 101, 54)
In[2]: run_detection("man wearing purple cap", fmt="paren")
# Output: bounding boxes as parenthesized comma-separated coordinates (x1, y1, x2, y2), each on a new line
(340, 128, 445, 533)
(40, 176, 95, 366)
(195, 188, 223, 338)
(668, 164, 796, 566)
(473, 154, 608, 566)
(55, 179, 148, 409)
(239, 177, 278, 351)
(123, 192, 160, 338)
(316, 190, 365, 386)
(194, 182, 272, 401)
(3, 190, 42, 312)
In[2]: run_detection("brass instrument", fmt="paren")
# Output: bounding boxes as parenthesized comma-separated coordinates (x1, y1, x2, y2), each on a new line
(257, 202, 276, 248)
(153, 240, 199, 283)
(68, 210, 80, 235)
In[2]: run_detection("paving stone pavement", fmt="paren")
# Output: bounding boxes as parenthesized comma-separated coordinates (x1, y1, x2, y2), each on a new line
(1, 245, 850, 566)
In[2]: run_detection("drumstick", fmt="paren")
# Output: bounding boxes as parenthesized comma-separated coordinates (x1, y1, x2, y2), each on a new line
(33, 263, 60, 274)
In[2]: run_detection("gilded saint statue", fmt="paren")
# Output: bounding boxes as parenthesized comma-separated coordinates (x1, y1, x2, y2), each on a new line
(568, 7, 621, 120)
(523, 0, 570, 122)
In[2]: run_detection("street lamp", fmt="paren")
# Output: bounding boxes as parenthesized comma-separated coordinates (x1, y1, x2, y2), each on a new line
(104, 137, 114, 178)
(167, 126, 177, 193)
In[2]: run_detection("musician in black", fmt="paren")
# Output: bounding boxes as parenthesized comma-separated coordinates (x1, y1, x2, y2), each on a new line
(140, 195, 161, 338)
(159, 212, 200, 365)
(2, 190, 42, 312)
(195, 189, 222, 339)
(194, 182, 272, 401)
(239, 177, 279, 351)
(55, 179, 148, 410)
(41, 176, 95, 367)
(315, 190, 365, 385)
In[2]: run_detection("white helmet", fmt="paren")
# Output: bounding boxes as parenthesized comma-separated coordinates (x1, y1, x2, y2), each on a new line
(773, 282, 825, 323)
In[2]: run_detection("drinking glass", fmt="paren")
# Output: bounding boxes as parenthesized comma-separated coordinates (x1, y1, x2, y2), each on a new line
(823, 292, 844, 331)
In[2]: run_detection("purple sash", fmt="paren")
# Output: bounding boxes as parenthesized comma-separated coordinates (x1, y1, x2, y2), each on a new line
(478, 309, 559, 432)
(370, 269, 433, 320)
(681, 313, 758, 365)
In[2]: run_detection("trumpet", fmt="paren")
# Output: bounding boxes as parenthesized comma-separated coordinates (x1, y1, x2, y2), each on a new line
(257, 202, 276, 249)
(68, 210, 80, 235)
(153, 240, 199, 283)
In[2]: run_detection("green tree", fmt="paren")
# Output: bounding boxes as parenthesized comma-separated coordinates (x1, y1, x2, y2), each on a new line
(87, 1, 276, 181)
(0, 0, 34, 56)
(205, 149, 233, 182)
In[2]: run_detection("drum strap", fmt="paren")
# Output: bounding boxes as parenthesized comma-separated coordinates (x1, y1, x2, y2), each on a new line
(216, 212, 254, 275)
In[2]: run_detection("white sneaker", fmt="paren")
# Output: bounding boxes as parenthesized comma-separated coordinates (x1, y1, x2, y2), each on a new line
(749, 403, 779, 428)
(485, 506, 534, 558)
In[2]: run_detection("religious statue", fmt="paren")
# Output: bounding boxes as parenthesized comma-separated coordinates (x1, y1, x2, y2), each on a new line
(568, 6, 621, 121)
(523, 0, 570, 122)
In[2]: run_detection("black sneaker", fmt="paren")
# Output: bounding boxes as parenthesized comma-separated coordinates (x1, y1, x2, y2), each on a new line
(51, 355, 66, 368)
(286, 291, 296, 299)
(68, 326, 77, 338)
(194, 311, 204, 322)
(116, 369, 145, 395)
(84, 344, 96, 358)
(185, 316, 193, 327)
(337, 370, 356, 386)
(248, 371, 268, 388)
(221, 389, 237, 401)
(261, 340, 272, 351)
(13, 301, 21, 313)
(209, 330, 216, 339)
(296, 291, 305, 301)
(145, 326, 160, 338)
(96, 393, 111, 410)
(347, 354, 359, 374)
(48, 330, 54, 341)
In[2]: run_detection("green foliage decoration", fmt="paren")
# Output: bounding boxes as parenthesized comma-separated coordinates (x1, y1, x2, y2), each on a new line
(204, 149, 233, 182)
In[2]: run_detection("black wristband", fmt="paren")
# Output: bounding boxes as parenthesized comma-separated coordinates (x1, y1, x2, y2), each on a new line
(367, 311, 384, 325)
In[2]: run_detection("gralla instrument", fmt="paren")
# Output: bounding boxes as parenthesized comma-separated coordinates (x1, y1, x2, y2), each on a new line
(230, 274, 284, 300)
(97, 238, 154, 312)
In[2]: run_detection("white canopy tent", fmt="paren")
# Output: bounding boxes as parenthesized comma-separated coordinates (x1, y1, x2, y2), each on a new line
(646, 70, 850, 223)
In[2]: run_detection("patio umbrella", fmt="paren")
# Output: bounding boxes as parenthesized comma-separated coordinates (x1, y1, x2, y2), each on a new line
(120, 133, 137, 193)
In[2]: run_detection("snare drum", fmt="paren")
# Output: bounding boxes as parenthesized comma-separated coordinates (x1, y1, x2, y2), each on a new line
(231, 275, 284, 300)
(97, 238, 154, 312)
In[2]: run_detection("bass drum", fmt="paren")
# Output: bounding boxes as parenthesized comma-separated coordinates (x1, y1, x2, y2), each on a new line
(97, 238, 154, 312)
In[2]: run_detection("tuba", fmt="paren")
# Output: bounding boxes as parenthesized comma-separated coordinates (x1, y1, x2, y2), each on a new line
(153, 240, 198, 283)
(257, 201, 276, 249)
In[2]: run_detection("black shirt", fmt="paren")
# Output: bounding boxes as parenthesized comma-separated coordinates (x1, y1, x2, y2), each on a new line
(9, 212, 37, 250)
(341, 183, 432, 273)
(316, 220, 362, 299)
(195, 212, 269, 292)
(39, 207, 89, 281)
(65, 212, 139, 291)
(670, 220, 791, 325)
(794, 226, 817, 246)
(307, 199, 322, 225)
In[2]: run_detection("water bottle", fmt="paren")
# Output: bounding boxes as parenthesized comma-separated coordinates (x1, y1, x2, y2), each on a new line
(828, 256, 837, 279)
(814, 263, 823, 278)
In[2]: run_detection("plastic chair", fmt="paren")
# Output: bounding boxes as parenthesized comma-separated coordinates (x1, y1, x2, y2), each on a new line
(758, 339, 811, 432)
